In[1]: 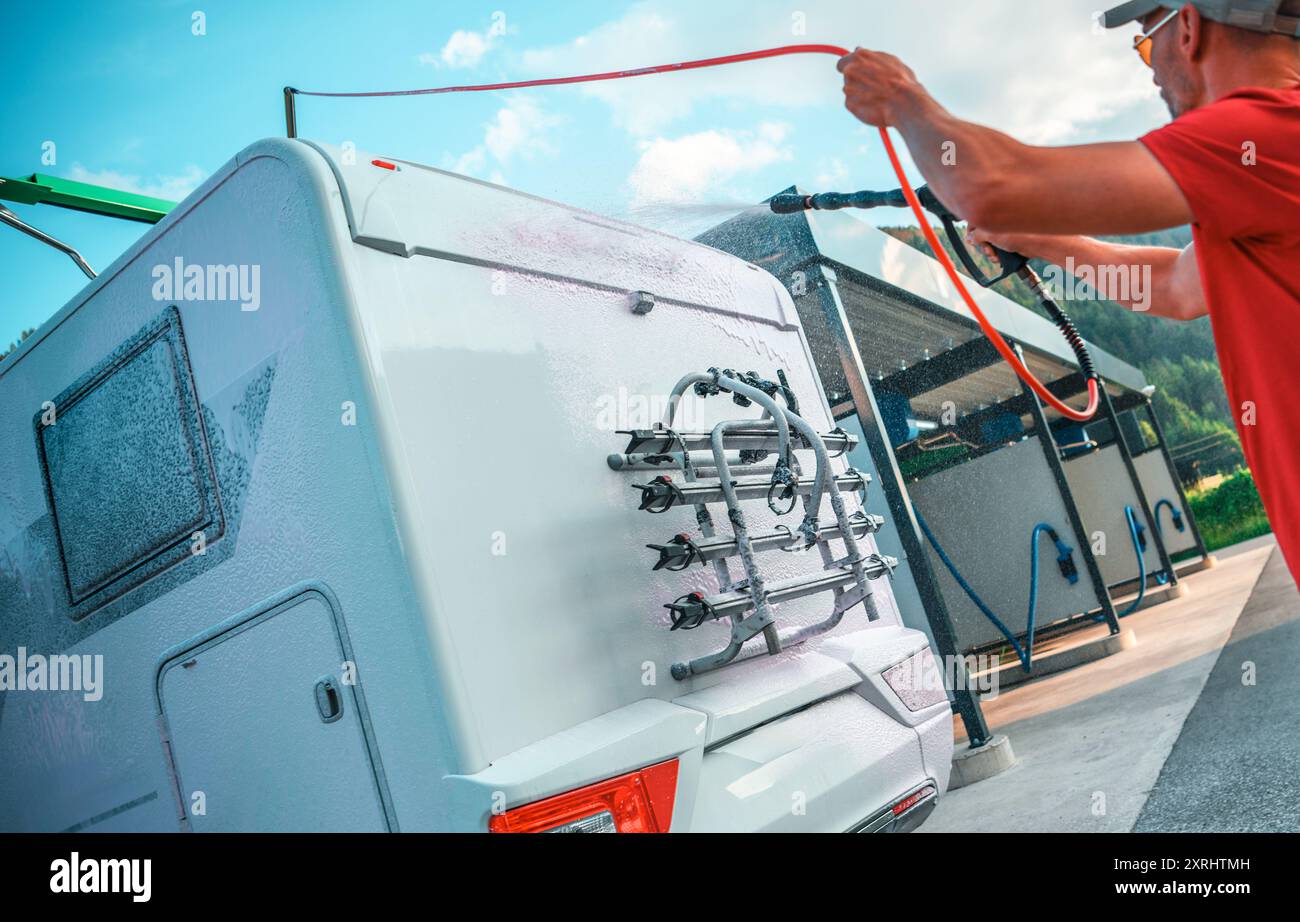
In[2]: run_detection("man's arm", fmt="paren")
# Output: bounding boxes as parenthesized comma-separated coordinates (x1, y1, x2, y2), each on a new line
(837, 49, 1196, 235)
(969, 230, 1209, 320)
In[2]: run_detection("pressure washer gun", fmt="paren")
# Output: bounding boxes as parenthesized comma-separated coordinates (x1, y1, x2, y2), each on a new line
(770, 185, 1099, 383)
(771, 185, 1032, 285)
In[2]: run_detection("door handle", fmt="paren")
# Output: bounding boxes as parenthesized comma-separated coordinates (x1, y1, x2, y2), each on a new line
(314, 676, 344, 723)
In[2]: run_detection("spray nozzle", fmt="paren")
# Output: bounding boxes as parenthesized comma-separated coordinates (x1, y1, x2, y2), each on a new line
(768, 194, 814, 214)
(1043, 527, 1080, 585)
(769, 189, 911, 214)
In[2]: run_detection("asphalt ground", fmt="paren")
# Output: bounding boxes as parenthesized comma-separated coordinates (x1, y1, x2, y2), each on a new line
(925, 538, 1280, 832)
(1135, 544, 1300, 832)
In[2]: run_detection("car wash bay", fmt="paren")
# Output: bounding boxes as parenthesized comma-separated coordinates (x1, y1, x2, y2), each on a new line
(697, 192, 1281, 824)
(923, 535, 1300, 833)
(698, 194, 1210, 755)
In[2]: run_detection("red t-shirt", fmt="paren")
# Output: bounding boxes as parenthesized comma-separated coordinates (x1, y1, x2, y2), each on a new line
(1140, 84, 1300, 576)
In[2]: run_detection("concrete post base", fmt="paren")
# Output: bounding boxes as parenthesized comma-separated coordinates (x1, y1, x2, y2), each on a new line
(949, 734, 1016, 790)
(989, 627, 1138, 691)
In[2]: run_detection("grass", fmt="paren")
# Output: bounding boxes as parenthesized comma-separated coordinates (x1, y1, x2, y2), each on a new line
(1187, 469, 1273, 552)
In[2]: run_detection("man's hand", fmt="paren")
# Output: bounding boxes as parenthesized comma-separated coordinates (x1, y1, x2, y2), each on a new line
(967, 227, 1061, 263)
(968, 227, 1206, 321)
(837, 48, 925, 127)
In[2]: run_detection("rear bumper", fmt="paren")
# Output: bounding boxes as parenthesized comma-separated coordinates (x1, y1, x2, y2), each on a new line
(442, 626, 953, 832)
(685, 687, 950, 832)
(848, 781, 939, 833)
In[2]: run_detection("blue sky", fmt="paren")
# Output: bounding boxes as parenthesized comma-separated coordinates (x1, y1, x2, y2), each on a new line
(1, 0, 1168, 347)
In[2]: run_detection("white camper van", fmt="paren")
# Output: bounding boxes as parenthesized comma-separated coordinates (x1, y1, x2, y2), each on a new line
(0, 139, 952, 832)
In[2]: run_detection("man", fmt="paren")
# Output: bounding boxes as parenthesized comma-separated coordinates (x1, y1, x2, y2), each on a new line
(839, 0, 1300, 577)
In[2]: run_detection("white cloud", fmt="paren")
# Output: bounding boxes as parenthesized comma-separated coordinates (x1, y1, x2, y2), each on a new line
(904, 0, 1165, 143)
(627, 121, 792, 208)
(518, 0, 1165, 143)
(430, 29, 492, 69)
(485, 97, 560, 163)
(449, 147, 487, 176)
(522, 10, 678, 135)
(815, 157, 850, 188)
(443, 97, 563, 182)
(419, 15, 512, 70)
(65, 164, 206, 202)
(520, 7, 832, 136)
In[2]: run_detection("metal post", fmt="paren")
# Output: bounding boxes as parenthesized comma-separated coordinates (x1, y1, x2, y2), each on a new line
(1015, 346, 1121, 633)
(283, 87, 299, 139)
(1100, 388, 1178, 587)
(1145, 399, 1210, 560)
(803, 263, 993, 747)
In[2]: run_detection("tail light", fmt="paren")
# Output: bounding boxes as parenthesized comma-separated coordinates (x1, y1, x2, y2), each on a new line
(882, 646, 949, 712)
(488, 759, 679, 833)
(892, 784, 936, 816)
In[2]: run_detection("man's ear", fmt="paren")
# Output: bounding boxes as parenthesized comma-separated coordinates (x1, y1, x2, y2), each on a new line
(1179, 5, 1208, 59)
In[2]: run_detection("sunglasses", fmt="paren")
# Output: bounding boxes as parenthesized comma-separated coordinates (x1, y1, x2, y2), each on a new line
(1134, 8, 1180, 67)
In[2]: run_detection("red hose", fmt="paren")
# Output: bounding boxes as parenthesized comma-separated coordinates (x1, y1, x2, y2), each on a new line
(292, 43, 1099, 421)
(874, 125, 1101, 422)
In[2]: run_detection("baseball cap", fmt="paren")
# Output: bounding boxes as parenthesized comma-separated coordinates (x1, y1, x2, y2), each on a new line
(1102, 0, 1300, 35)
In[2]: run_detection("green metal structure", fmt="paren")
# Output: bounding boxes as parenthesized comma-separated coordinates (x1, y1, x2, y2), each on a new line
(0, 173, 175, 224)
(0, 172, 178, 280)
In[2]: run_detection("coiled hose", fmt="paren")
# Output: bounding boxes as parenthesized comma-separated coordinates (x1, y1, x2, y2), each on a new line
(915, 510, 1067, 673)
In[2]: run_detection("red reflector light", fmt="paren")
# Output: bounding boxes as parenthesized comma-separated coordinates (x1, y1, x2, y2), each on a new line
(371, 159, 398, 170)
(892, 785, 936, 816)
(489, 759, 679, 833)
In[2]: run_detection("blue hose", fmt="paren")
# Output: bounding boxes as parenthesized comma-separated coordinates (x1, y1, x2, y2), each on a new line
(1152, 499, 1184, 586)
(915, 510, 1073, 673)
(1118, 505, 1147, 616)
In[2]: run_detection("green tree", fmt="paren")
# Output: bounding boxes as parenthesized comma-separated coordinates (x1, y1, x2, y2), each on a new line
(0, 328, 35, 364)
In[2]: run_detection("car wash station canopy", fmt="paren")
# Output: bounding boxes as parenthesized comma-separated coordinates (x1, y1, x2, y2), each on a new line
(698, 187, 1150, 447)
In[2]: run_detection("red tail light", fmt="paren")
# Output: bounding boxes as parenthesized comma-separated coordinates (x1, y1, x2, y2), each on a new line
(488, 759, 679, 833)
(892, 785, 936, 816)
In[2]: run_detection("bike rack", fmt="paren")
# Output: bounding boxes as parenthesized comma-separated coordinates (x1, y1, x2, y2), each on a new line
(610, 367, 896, 679)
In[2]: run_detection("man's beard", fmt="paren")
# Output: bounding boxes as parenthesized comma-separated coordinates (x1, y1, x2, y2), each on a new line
(1159, 67, 1195, 118)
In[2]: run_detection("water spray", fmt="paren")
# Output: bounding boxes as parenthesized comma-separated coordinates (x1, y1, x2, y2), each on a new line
(769, 184, 1100, 398)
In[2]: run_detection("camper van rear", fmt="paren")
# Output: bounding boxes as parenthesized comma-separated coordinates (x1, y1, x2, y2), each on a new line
(0, 139, 951, 832)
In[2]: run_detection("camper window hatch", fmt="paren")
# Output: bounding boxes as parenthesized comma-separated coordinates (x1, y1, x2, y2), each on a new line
(36, 306, 223, 616)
